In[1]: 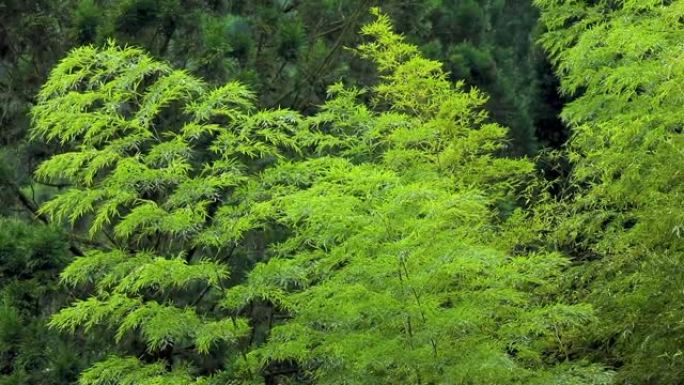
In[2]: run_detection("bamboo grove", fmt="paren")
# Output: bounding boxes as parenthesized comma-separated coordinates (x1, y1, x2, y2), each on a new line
(0, 1, 682, 384)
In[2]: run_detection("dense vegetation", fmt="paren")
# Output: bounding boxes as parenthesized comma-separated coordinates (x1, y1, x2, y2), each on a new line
(0, 1, 681, 384)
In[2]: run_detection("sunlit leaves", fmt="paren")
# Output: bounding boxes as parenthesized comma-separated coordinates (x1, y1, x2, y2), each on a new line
(32, 41, 303, 380)
(230, 11, 606, 385)
(33, 10, 612, 385)
(195, 319, 250, 354)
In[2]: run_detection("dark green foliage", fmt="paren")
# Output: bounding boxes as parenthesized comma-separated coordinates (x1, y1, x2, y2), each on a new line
(380, 0, 553, 155)
(0, 0, 72, 146)
(0, 219, 92, 385)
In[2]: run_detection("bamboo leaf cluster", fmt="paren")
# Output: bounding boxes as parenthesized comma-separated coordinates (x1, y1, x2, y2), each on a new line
(28, 9, 620, 385)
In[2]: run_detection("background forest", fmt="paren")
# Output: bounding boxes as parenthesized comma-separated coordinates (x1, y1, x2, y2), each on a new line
(0, 1, 681, 384)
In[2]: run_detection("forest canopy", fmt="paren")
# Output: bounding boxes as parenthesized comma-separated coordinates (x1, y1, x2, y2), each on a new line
(0, 1, 682, 384)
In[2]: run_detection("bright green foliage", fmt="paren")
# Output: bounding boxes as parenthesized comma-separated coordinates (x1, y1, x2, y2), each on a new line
(225, 11, 608, 384)
(32, 10, 608, 385)
(30, 41, 304, 383)
(76, 356, 206, 385)
(536, 1, 684, 383)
